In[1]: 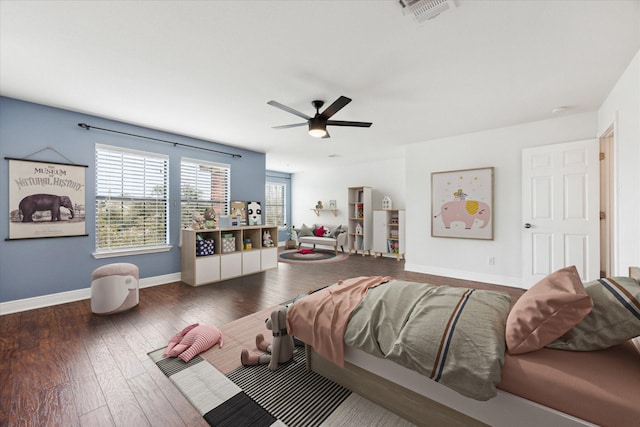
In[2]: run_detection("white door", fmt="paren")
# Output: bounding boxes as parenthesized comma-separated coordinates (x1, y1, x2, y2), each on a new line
(521, 139, 599, 288)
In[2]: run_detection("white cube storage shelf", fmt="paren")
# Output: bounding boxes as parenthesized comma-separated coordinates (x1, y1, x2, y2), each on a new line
(220, 252, 242, 280)
(181, 225, 278, 287)
(241, 250, 261, 275)
(261, 247, 278, 270)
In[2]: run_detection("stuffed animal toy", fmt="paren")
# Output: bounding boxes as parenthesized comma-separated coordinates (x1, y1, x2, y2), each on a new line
(163, 323, 223, 362)
(240, 305, 294, 371)
(263, 230, 274, 247)
(191, 212, 205, 230)
(203, 207, 216, 228)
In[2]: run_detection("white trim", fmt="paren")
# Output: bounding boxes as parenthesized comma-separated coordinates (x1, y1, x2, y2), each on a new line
(404, 263, 522, 289)
(0, 272, 181, 315)
(92, 245, 172, 259)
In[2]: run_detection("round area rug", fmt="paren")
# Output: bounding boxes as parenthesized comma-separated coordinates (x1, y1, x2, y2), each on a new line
(279, 249, 349, 264)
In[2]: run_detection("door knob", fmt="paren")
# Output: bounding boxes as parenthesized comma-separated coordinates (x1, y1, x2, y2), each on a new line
(524, 223, 532, 229)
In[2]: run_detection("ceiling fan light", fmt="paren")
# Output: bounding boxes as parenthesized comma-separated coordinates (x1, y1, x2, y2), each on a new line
(309, 128, 327, 138)
(308, 120, 327, 138)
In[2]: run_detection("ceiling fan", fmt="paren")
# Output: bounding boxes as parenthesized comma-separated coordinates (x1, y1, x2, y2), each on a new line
(267, 96, 372, 138)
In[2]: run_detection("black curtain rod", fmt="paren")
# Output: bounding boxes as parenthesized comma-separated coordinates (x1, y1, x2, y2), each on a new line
(77, 123, 242, 158)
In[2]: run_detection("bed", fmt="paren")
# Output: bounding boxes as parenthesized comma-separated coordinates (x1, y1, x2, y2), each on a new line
(287, 267, 640, 427)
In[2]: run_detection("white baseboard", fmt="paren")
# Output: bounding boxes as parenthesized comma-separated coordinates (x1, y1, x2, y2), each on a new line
(0, 272, 182, 315)
(404, 263, 522, 289)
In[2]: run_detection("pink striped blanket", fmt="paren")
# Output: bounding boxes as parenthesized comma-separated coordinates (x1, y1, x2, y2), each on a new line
(286, 276, 391, 367)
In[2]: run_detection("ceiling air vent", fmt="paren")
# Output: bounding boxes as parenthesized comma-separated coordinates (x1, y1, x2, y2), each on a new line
(399, 0, 456, 23)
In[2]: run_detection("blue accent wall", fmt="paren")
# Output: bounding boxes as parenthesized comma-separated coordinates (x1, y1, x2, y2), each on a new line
(0, 97, 266, 303)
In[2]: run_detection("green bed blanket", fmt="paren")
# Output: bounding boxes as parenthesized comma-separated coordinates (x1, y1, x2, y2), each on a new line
(343, 279, 511, 400)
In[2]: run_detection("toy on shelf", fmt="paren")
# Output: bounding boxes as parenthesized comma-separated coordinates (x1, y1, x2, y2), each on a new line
(263, 230, 274, 247)
(203, 207, 216, 228)
(243, 238, 252, 250)
(382, 196, 393, 210)
(191, 212, 205, 230)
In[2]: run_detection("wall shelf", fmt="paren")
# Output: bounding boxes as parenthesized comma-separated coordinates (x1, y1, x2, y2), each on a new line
(311, 208, 339, 217)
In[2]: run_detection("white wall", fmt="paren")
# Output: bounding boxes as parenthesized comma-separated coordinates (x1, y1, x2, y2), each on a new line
(404, 113, 597, 286)
(292, 157, 406, 228)
(597, 50, 640, 275)
(289, 50, 639, 287)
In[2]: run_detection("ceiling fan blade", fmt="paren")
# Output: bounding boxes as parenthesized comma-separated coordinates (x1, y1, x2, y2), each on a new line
(267, 100, 311, 120)
(320, 96, 351, 119)
(322, 129, 330, 139)
(326, 120, 372, 128)
(272, 123, 307, 129)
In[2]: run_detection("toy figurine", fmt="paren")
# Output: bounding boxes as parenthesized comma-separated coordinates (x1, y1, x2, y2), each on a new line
(203, 207, 216, 228)
(240, 305, 294, 371)
(263, 230, 274, 247)
(191, 212, 205, 230)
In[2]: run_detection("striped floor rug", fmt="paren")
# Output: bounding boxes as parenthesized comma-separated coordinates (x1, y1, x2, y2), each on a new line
(149, 349, 279, 426)
(226, 349, 351, 426)
(149, 347, 352, 426)
(149, 347, 415, 426)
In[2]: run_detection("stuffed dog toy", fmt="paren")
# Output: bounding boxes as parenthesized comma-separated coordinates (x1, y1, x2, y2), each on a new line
(241, 305, 294, 370)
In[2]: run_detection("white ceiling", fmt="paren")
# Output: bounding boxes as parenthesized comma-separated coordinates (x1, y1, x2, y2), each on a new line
(1, 1, 639, 173)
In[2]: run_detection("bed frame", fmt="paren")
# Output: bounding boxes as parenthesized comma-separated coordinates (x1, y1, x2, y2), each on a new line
(305, 267, 640, 427)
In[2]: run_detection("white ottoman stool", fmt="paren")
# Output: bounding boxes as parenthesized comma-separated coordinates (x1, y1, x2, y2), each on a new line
(91, 263, 139, 314)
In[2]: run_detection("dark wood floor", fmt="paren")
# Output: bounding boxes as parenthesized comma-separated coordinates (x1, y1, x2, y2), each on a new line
(0, 251, 523, 427)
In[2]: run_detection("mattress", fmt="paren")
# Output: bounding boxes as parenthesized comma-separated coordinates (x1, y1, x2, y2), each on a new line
(498, 339, 640, 427)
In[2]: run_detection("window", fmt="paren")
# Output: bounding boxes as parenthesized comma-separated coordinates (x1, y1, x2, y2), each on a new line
(95, 145, 169, 253)
(265, 181, 286, 226)
(181, 158, 230, 228)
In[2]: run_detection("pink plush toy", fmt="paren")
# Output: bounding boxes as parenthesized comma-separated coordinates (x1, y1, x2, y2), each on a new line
(163, 323, 223, 362)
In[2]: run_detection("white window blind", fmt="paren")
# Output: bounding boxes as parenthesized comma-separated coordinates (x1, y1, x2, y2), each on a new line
(181, 158, 230, 228)
(265, 182, 286, 226)
(95, 145, 169, 252)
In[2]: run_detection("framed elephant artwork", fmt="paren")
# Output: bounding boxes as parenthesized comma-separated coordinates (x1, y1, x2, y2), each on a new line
(431, 167, 494, 240)
(6, 158, 88, 240)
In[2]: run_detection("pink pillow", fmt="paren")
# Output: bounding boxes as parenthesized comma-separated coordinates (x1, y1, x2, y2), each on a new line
(163, 323, 223, 362)
(505, 266, 593, 354)
(314, 226, 325, 237)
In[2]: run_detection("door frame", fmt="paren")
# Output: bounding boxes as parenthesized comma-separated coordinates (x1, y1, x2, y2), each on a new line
(599, 125, 615, 277)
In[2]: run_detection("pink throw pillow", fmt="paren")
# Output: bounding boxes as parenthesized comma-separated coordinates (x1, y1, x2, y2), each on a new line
(505, 266, 593, 354)
(314, 226, 325, 237)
